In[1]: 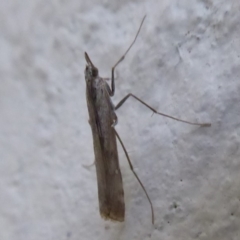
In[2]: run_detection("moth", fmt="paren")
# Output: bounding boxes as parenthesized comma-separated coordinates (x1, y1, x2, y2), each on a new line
(84, 16, 210, 224)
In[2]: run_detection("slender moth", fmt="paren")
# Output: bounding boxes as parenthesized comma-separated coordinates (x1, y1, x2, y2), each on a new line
(84, 16, 211, 225)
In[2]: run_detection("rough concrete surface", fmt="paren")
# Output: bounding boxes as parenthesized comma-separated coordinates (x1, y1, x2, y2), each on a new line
(1, 0, 240, 239)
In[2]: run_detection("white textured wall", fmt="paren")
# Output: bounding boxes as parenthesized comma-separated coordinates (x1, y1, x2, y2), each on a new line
(1, 1, 240, 239)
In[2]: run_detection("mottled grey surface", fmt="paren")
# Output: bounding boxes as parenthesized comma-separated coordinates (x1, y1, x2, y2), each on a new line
(1, 0, 240, 240)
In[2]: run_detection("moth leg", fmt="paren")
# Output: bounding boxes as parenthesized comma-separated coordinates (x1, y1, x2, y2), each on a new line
(103, 73, 118, 82)
(103, 72, 118, 82)
(115, 93, 211, 127)
(109, 16, 146, 96)
(113, 128, 154, 225)
(105, 83, 112, 96)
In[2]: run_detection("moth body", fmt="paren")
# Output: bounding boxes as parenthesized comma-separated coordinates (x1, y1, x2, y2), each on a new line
(85, 53, 125, 221)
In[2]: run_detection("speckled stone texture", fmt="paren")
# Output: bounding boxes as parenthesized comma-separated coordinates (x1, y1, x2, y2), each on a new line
(1, 1, 240, 240)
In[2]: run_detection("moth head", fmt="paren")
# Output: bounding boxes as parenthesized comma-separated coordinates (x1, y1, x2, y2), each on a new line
(84, 52, 99, 78)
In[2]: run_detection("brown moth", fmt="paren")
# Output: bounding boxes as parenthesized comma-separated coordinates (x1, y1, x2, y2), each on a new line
(85, 50, 125, 221)
(84, 16, 210, 224)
